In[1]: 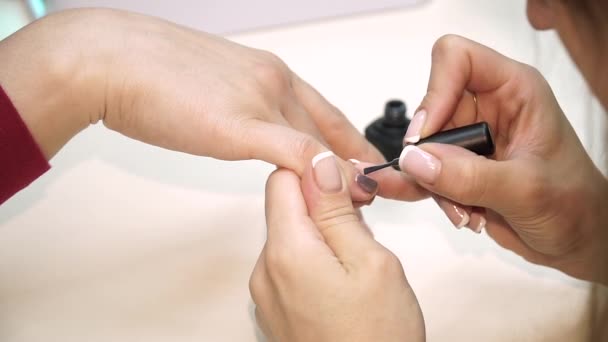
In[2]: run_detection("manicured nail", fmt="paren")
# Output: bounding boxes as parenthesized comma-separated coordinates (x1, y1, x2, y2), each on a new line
(312, 151, 342, 193)
(399, 145, 441, 184)
(404, 109, 427, 144)
(433, 196, 470, 229)
(348, 159, 361, 165)
(472, 216, 486, 234)
(355, 174, 378, 194)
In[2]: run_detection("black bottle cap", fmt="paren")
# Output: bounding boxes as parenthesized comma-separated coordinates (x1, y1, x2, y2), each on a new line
(383, 100, 408, 127)
(364, 100, 410, 162)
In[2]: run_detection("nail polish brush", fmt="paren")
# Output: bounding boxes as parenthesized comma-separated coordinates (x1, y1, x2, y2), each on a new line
(363, 122, 495, 175)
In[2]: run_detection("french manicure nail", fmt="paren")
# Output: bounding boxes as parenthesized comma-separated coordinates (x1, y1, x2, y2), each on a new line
(348, 159, 361, 165)
(434, 197, 470, 229)
(473, 216, 486, 234)
(399, 145, 441, 184)
(312, 151, 342, 193)
(404, 109, 427, 144)
(355, 174, 378, 194)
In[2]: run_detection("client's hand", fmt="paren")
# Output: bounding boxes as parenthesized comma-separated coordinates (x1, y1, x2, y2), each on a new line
(249, 152, 425, 341)
(360, 35, 608, 284)
(0, 8, 383, 202)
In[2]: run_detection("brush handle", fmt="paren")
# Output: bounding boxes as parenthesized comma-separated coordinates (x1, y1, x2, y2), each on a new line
(416, 122, 495, 156)
(363, 122, 495, 175)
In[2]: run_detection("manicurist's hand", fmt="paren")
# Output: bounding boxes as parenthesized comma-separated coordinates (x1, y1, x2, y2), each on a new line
(361, 35, 608, 284)
(0, 8, 384, 202)
(249, 152, 425, 342)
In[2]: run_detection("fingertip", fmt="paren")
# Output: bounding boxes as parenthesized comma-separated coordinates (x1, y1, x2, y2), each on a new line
(353, 161, 429, 201)
(266, 167, 298, 193)
(265, 167, 308, 227)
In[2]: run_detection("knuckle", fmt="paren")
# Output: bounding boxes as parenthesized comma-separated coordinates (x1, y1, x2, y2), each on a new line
(248, 264, 267, 303)
(520, 63, 543, 80)
(445, 158, 489, 204)
(515, 63, 544, 88)
(431, 34, 465, 60)
(291, 133, 321, 161)
(313, 205, 359, 232)
(363, 248, 403, 276)
(264, 242, 292, 277)
(252, 51, 289, 89)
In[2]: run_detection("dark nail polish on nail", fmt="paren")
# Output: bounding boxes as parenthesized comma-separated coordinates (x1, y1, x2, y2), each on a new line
(356, 174, 378, 194)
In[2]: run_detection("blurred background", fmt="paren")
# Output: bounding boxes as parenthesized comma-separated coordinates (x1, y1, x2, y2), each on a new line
(0, 0, 606, 341)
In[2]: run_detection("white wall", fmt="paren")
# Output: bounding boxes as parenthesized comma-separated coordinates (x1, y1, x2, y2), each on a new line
(0, 1, 31, 39)
(46, 0, 425, 34)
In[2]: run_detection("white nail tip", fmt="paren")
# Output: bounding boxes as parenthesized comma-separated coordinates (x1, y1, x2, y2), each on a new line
(456, 212, 470, 229)
(404, 135, 421, 144)
(399, 145, 418, 169)
(312, 151, 335, 167)
(348, 159, 361, 164)
(474, 216, 487, 234)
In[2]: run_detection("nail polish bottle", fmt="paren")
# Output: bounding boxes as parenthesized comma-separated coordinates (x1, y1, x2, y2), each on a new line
(365, 100, 410, 162)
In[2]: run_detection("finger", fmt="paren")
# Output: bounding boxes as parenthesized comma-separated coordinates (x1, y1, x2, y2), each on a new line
(432, 195, 472, 229)
(351, 161, 429, 201)
(291, 74, 386, 163)
(465, 208, 487, 234)
(283, 104, 378, 203)
(244, 120, 329, 176)
(442, 90, 479, 130)
(282, 102, 328, 145)
(264, 168, 325, 244)
(415, 35, 521, 139)
(301, 151, 381, 268)
(245, 118, 377, 204)
(398, 143, 523, 210)
(407, 90, 478, 145)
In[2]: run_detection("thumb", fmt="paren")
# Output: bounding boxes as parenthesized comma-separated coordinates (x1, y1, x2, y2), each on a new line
(398, 143, 521, 210)
(301, 152, 379, 265)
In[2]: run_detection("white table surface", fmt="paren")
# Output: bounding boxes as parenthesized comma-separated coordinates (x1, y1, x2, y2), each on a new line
(1, 0, 601, 341)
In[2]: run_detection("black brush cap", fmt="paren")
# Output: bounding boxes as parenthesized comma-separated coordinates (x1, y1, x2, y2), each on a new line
(416, 122, 495, 156)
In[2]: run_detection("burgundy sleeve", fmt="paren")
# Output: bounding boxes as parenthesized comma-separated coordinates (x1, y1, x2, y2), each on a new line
(0, 84, 50, 205)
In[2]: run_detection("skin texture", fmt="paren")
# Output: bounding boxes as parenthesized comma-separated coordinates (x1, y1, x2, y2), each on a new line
(253, 1, 608, 340)
(250, 163, 425, 342)
(364, 34, 608, 284)
(0, 8, 384, 204)
(2, 3, 607, 341)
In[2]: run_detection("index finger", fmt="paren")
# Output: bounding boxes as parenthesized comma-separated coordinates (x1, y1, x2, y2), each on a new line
(418, 35, 521, 138)
(291, 73, 386, 164)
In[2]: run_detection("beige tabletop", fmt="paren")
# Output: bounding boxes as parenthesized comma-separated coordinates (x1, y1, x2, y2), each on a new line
(0, 0, 603, 341)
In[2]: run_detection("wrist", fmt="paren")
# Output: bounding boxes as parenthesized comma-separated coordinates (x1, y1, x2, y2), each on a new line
(0, 10, 106, 160)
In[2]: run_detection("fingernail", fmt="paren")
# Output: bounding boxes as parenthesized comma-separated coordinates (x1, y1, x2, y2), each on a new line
(433, 197, 470, 229)
(312, 151, 342, 193)
(472, 216, 486, 234)
(348, 159, 361, 165)
(399, 145, 441, 184)
(404, 109, 427, 144)
(355, 174, 378, 194)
